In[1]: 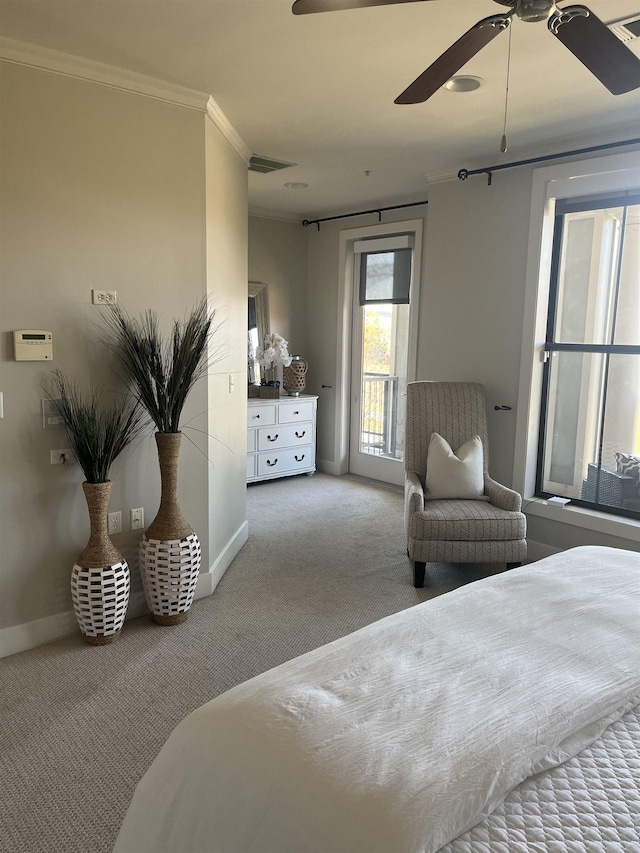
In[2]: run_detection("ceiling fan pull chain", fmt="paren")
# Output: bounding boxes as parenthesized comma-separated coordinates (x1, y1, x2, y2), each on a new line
(501, 23, 513, 153)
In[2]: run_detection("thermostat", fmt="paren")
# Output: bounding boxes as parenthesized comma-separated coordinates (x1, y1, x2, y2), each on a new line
(14, 330, 53, 361)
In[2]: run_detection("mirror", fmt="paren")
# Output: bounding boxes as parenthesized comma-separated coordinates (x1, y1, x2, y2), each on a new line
(248, 281, 270, 386)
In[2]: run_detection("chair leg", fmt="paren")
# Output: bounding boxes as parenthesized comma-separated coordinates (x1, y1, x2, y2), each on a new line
(414, 561, 426, 588)
(506, 562, 521, 570)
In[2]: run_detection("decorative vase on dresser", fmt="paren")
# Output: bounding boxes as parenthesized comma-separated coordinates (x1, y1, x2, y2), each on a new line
(71, 481, 130, 645)
(139, 432, 201, 625)
(247, 394, 318, 483)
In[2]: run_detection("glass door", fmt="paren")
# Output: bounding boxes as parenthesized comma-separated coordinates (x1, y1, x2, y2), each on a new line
(349, 240, 414, 486)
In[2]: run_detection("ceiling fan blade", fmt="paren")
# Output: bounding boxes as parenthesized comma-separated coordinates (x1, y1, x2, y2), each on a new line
(395, 13, 512, 104)
(292, 0, 430, 14)
(549, 5, 640, 95)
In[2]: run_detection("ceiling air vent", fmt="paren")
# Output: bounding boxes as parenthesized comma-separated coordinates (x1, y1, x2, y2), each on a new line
(608, 15, 640, 42)
(249, 154, 297, 174)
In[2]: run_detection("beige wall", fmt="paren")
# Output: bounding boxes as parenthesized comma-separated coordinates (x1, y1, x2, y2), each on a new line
(303, 170, 639, 556)
(1, 54, 636, 649)
(205, 119, 249, 569)
(0, 62, 248, 646)
(248, 216, 308, 356)
(419, 171, 532, 488)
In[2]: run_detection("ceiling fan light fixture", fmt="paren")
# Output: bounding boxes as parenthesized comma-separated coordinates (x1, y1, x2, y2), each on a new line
(516, 0, 555, 23)
(444, 75, 484, 92)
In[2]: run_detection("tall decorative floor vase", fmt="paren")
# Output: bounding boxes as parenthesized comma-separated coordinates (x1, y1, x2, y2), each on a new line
(71, 481, 130, 645)
(139, 432, 201, 625)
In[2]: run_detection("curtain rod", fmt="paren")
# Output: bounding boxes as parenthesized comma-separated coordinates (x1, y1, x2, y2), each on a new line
(458, 137, 640, 186)
(302, 138, 639, 226)
(302, 199, 428, 231)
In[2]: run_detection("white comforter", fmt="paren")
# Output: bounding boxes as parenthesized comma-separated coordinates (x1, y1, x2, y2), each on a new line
(114, 546, 640, 853)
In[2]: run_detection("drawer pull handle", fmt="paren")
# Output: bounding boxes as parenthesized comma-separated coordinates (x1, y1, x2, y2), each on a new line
(295, 430, 306, 438)
(255, 414, 261, 419)
(267, 458, 278, 467)
(293, 411, 299, 415)
(267, 434, 279, 442)
(295, 454, 305, 462)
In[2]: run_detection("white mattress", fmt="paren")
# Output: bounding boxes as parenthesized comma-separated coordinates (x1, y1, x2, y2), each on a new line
(114, 546, 640, 853)
(440, 703, 640, 852)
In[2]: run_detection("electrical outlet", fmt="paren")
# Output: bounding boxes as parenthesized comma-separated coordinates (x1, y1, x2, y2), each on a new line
(50, 449, 74, 465)
(92, 289, 117, 305)
(108, 511, 122, 535)
(130, 507, 144, 531)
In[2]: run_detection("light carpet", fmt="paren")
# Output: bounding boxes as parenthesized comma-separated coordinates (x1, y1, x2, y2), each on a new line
(0, 472, 508, 853)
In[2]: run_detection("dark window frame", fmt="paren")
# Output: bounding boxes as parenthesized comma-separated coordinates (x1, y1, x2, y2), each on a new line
(536, 191, 640, 520)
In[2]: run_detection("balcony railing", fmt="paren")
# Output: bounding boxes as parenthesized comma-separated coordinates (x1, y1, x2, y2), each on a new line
(360, 374, 399, 458)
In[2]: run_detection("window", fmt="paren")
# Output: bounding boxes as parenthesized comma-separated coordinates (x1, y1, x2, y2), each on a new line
(537, 192, 640, 519)
(352, 235, 413, 465)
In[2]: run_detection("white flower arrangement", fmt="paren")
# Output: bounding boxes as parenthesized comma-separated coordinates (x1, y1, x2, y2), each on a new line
(256, 333, 293, 370)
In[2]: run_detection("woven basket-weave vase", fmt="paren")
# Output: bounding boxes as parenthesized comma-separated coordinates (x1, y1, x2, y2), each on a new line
(139, 432, 201, 626)
(71, 481, 130, 645)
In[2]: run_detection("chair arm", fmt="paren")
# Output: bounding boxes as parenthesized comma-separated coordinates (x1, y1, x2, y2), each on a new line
(404, 471, 425, 531)
(484, 474, 522, 512)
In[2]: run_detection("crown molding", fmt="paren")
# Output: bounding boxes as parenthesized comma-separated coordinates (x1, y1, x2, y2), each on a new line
(0, 37, 250, 162)
(206, 96, 251, 165)
(0, 37, 212, 110)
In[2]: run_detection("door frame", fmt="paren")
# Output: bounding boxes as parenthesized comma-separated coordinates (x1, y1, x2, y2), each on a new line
(333, 217, 424, 477)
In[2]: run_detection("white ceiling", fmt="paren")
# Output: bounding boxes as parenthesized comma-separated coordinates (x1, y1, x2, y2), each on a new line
(1, 0, 639, 219)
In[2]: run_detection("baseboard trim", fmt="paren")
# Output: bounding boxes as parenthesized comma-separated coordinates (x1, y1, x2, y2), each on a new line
(195, 520, 248, 599)
(0, 610, 78, 660)
(0, 521, 249, 659)
(316, 458, 342, 476)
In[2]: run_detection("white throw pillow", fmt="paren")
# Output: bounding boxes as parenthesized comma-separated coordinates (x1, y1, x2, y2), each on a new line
(425, 433, 487, 501)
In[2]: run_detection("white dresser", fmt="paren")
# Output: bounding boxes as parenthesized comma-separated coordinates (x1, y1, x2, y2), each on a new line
(247, 395, 318, 483)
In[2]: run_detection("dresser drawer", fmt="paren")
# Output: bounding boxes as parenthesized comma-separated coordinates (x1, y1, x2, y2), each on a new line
(257, 446, 314, 478)
(257, 422, 312, 451)
(278, 401, 314, 424)
(247, 404, 276, 428)
(246, 395, 317, 484)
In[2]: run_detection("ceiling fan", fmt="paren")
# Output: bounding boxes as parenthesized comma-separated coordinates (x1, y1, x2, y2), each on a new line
(291, 0, 640, 102)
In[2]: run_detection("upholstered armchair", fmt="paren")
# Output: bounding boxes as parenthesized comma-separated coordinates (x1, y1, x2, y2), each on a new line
(405, 381, 527, 587)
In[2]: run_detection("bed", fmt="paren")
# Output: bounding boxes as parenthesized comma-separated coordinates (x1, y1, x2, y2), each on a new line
(114, 546, 640, 853)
